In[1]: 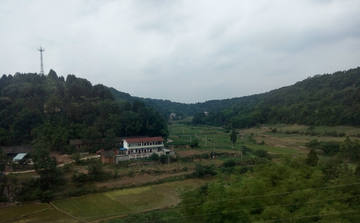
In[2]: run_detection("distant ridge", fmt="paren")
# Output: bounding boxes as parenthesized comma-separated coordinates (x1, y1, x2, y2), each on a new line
(109, 67, 360, 127)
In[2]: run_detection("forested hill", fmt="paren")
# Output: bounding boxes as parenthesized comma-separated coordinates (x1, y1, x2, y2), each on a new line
(110, 67, 360, 127)
(108, 87, 194, 118)
(0, 70, 168, 150)
(193, 67, 360, 128)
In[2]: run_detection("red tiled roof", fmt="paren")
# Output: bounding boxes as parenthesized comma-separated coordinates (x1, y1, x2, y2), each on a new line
(124, 137, 165, 144)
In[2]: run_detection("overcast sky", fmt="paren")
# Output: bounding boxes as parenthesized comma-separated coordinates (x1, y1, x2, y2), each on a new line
(1, 0, 360, 103)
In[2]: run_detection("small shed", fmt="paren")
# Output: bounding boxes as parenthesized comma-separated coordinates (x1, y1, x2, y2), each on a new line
(100, 150, 116, 164)
(13, 153, 28, 162)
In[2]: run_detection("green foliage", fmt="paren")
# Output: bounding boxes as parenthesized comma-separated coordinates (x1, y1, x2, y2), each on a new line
(339, 136, 360, 162)
(229, 129, 237, 148)
(149, 153, 159, 161)
(180, 158, 360, 222)
(189, 139, 199, 148)
(254, 149, 269, 158)
(0, 71, 168, 148)
(87, 161, 109, 181)
(0, 148, 7, 172)
(306, 139, 341, 156)
(223, 159, 236, 168)
(159, 154, 167, 164)
(188, 67, 360, 128)
(194, 164, 217, 177)
(71, 153, 81, 164)
(72, 173, 92, 186)
(306, 147, 319, 166)
(104, 129, 116, 149)
(17, 143, 65, 202)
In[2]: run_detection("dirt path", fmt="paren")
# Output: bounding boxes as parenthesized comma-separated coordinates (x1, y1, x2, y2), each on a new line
(4, 155, 98, 175)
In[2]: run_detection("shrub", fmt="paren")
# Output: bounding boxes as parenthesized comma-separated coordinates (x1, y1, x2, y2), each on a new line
(190, 139, 200, 148)
(201, 154, 210, 159)
(62, 163, 73, 173)
(223, 160, 236, 168)
(194, 164, 217, 177)
(127, 170, 135, 177)
(71, 153, 81, 164)
(254, 149, 269, 158)
(150, 153, 159, 161)
(72, 173, 91, 186)
(338, 132, 346, 137)
(160, 154, 167, 164)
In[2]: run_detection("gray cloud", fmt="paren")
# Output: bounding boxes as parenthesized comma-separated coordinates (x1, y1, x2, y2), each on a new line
(1, 0, 360, 103)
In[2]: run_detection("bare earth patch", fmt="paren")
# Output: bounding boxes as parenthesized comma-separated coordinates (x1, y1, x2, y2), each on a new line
(50, 152, 72, 164)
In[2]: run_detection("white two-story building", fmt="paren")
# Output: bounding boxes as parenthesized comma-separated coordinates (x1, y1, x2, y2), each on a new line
(116, 137, 169, 161)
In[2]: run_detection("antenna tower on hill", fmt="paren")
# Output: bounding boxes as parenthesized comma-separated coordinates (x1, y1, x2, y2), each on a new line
(38, 46, 45, 75)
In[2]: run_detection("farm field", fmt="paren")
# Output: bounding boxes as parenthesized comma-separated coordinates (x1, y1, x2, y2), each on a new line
(168, 123, 360, 157)
(1, 178, 214, 222)
(168, 124, 307, 155)
(0, 203, 81, 223)
(51, 178, 215, 222)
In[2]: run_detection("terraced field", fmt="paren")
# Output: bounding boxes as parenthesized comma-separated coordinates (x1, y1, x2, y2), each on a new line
(52, 178, 214, 222)
(0, 203, 81, 223)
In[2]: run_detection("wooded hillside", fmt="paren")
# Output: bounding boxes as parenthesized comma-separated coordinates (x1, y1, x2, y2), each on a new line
(192, 67, 360, 128)
(110, 67, 360, 128)
(0, 70, 168, 151)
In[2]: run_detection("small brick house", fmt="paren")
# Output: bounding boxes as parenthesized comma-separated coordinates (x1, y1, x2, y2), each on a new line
(100, 150, 116, 164)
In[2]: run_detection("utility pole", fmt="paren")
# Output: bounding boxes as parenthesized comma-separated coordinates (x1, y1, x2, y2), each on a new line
(38, 46, 45, 75)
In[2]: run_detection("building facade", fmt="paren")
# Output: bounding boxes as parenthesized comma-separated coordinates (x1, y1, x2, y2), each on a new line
(115, 137, 166, 161)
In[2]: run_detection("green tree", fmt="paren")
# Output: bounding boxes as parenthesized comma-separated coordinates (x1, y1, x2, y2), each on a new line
(354, 161, 360, 177)
(159, 154, 167, 164)
(254, 149, 268, 158)
(31, 138, 65, 202)
(306, 147, 319, 166)
(230, 129, 237, 149)
(104, 129, 116, 150)
(339, 136, 360, 163)
(149, 153, 159, 161)
(87, 161, 106, 181)
(0, 148, 7, 172)
(190, 139, 199, 148)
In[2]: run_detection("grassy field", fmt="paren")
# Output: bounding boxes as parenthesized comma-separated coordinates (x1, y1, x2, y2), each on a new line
(168, 123, 360, 157)
(0, 178, 215, 223)
(52, 178, 214, 222)
(0, 203, 81, 223)
(169, 124, 309, 155)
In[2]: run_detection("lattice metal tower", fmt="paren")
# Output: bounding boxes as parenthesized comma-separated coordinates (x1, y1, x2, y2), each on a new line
(38, 46, 45, 75)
